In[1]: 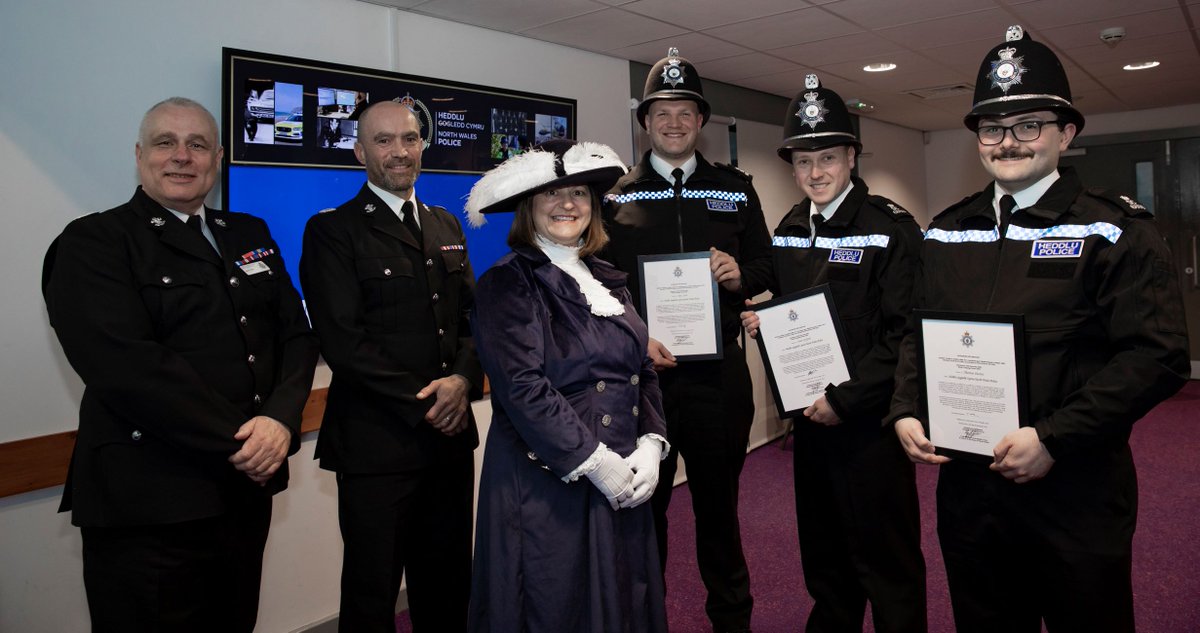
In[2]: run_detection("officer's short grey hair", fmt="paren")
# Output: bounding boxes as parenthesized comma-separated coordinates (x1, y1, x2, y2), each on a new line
(138, 97, 220, 146)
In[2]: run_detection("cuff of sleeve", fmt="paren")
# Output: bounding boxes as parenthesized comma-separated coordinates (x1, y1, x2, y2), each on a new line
(1034, 422, 1062, 460)
(562, 442, 608, 483)
(638, 433, 670, 458)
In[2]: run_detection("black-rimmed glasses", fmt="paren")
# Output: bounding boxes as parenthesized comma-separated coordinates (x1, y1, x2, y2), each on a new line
(976, 120, 1061, 145)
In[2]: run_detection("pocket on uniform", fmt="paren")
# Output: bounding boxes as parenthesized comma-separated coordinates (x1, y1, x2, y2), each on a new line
(355, 256, 415, 331)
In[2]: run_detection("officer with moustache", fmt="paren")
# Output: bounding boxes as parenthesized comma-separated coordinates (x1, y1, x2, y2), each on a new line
(742, 74, 926, 633)
(301, 100, 482, 633)
(43, 97, 318, 632)
(602, 48, 773, 633)
(890, 26, 1189, 632)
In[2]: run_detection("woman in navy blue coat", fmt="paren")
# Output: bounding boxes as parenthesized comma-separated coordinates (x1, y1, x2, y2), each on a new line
(465, 140, 669, 633)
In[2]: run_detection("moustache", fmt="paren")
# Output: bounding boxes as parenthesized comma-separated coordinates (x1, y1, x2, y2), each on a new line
(992, 150, 1033, 160)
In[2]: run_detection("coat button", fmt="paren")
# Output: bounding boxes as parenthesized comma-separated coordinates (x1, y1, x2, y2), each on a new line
(601, 414, 612, 427)
(632, 405, 639, 416)
(527, 451, 538, 461)
(630, 375, 640, 385)
(239, 316, 248, 326)
(247, 354, 256, 364)
(161, 276, 172, 284)
(229, 276, 240, 287)
(254, 394, 262, 405)
(384, 268, 392, 276)
(441, 362, 449, 371)
(432, 293, 439, 303)
(595, 381, 606, 393)
(426, 258, 434, 268)
(131, 430, 142, 441)
(437, 328, 445, 337)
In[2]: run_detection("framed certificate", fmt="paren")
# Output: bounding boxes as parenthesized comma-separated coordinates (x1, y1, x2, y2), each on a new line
(916, 311, 1029, 462)
(751, 285, 854, 418)
(638, 252, 722, 361)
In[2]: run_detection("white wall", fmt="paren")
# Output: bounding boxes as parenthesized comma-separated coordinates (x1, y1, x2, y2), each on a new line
(0, 1, 630, 632)
(858, 118, 929, 225)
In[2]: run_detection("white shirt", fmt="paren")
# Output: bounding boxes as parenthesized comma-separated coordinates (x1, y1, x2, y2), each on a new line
(811, 181, 855, 227)
(367, 181, 420, 228)
(649, 152, 698, 185)
(994, 169, 1060, 223)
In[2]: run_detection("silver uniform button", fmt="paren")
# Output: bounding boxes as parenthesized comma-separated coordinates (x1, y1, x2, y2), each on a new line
(437, 328, 445, 337)
(601, 414, 612, 427)
(431, 293, 439, 303)
(632, 405, 639, 416)
(131, 430, 142, 441)
(441, 362, 449, 370)
(229, 276, 240, 287)
(630, 375, 639, 385)
(527, 451, 538, 461)
(595, 381, 606, 393)
(425, 258, 434, 268)
(161, 276, 172, 284)
(247, 354, 256, 364)
(239, 316, 248, 326)
(253, 394, 262, 405)
(384, 268, 392, 276)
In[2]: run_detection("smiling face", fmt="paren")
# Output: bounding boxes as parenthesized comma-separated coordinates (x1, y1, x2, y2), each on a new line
(531, 185, 592, 247)
(135, 104, 223, 214)
(976, 110, 1076, 193)
(645, 99, 702, 166)
(792, 145, 855, 209)
(355, 101, 423, 196)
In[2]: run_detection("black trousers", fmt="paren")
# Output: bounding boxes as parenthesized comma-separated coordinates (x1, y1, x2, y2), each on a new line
(794, 421, 926, 633)
(336, 450, 474, 633)
(937, 462, 1135, 633)
(80, 496, 272, 633)
(651, 342, 755, 632)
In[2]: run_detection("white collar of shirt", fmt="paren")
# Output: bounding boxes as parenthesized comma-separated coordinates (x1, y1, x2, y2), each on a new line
(994, 169, 1059, 221)
(367, 181, 420, 228)
(167, 207, 218, 252)
(811, 181, 855, 224)
(649, 152, 697, 184)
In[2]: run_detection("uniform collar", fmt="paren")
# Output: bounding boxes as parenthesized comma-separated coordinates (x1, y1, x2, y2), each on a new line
(994, 169, 1059, 221)
(648, 152, 697, 184)
(813, 180, 856, 223)
(366, 181, 419, 227)
(627, 150, 717, 186)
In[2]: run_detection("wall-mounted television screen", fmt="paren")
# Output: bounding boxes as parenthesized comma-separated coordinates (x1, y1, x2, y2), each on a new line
(222, 48, 577, 292)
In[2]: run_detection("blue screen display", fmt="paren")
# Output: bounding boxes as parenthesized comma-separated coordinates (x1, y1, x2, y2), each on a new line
(227, 165, 515, 296)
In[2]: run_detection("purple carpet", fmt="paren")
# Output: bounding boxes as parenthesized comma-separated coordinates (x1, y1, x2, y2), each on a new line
(399, 381, 1200, 632)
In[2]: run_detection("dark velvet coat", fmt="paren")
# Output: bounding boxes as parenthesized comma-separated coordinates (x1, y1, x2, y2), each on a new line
(468, 245, 668, 633)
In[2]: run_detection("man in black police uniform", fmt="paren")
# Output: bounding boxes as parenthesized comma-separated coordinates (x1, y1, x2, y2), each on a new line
(301, 100, 481, 633)
(890, 26, 1189, 633)
(602, 48, 772, 633)
(742, 74, 926, 633)
(42, 97, 319, 632)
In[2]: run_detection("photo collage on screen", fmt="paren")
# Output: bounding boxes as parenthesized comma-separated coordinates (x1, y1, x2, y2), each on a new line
(273, 82, 304, 145)
(534, 114, 568, 145)
(490, 108, 528, 160)
(317, 88, 367, 150)
(242, 78, 275, 145)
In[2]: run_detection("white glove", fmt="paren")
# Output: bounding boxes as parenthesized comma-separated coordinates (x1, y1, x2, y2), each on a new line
(621, 439, 662, 509)
(585, 448, 634, 510)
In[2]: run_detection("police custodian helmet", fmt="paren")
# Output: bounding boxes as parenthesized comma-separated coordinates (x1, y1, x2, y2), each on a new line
(636, 47, 711, 129)
(964, 25, 1085, 134)
(777, 74, 862, 162)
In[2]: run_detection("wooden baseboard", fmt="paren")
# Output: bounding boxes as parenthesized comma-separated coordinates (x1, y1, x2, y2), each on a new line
(0, 388, 328, 499)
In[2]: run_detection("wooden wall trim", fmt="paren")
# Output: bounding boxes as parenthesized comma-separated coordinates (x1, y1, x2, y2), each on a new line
(0, 388, 328, 499)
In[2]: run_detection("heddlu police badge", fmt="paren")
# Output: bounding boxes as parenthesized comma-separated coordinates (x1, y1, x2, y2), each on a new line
(988, 26, 1027, 94)
(797, 74, 829, 130)
(661, 48, 686, 88)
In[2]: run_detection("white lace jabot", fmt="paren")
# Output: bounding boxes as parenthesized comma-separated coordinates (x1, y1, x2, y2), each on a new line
(536, 235, 624, 317)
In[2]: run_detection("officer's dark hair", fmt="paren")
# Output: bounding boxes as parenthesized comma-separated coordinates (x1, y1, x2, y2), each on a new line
(508, 186, 609, 258)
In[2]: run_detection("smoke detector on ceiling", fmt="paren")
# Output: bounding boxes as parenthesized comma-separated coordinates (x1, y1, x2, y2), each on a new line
(1099, 27, 1126, 47)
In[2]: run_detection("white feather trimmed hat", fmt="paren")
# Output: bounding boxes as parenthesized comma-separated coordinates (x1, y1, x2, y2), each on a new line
(465, 139, 627, 227)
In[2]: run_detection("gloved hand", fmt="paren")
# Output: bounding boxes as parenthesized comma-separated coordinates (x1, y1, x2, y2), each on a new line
(621, 439, 662, 509)
(585, 448, 634, 510)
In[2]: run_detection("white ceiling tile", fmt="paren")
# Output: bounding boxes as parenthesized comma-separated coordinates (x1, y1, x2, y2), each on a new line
(1037, 8, 1192, 50)
(1013, 0, 1183, 30)
(621, 0, 808, 31)
(823, 0, 997, 30)
(607, 32, 753, 65)
(770, 32, 908, 67)
(412, 0, 603, 32)
(698, 52, 802, 82)
(704, 6, 863, 50)
(520, 8, 688, 50)
(878, 9, 1021, 49)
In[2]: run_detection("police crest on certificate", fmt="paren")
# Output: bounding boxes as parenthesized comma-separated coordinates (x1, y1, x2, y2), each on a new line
(637, 251, 723, 361)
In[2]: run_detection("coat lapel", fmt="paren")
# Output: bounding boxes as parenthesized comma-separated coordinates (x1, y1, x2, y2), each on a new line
(131, 188, 222, 266)
(356, 185, 421, 251)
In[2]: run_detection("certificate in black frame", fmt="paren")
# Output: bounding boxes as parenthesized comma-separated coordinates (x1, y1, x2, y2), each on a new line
(914, 310, 1030, 463)
(637, 251, 723, 362)
(750, 284, 855, 419)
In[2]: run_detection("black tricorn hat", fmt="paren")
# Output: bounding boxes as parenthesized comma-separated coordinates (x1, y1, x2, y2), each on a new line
(465, 139, 627, 226)
(964, 25, 1085, 134)
(777, 74, 862, 162)
(636, 47, 711, 129)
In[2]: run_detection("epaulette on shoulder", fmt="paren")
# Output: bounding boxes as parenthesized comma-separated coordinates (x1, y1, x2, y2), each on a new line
(866, 195, 914, 221)
(715, 162, 753, 182)
(931, 191, 986, 223)
(1085, 188, 1151, 218)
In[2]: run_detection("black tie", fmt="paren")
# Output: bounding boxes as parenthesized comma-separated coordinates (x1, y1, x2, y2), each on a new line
(671, 168, 684, 198)
(810, 213, 824, 239)
(186, 214, 204, 235)
(401, 201, 422, 242)
(999, 195, 1017, 237)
